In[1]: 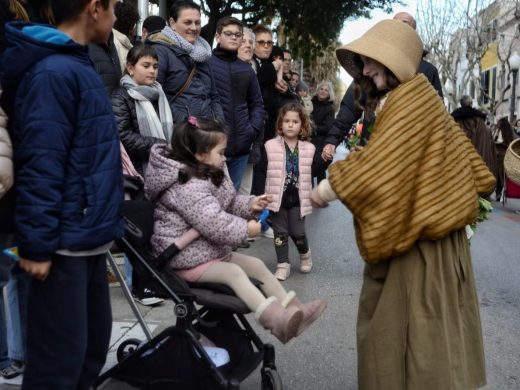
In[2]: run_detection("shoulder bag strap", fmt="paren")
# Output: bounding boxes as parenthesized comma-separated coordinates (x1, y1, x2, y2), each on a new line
(171, 64, 197, 103)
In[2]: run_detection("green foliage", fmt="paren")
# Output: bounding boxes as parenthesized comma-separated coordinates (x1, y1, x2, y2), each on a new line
(470, 197, 493, 232)
(275, 0, 394, 63)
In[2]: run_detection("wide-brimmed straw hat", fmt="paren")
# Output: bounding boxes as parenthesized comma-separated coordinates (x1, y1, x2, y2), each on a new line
(336, 20, 423, 83)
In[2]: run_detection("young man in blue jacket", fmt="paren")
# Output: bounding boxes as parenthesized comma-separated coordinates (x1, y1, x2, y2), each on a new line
(0, 0, 124, 388)
(209, 16, 265, 189)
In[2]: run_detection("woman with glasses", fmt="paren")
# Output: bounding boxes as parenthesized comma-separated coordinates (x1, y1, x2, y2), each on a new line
(146, 0, 223, 125)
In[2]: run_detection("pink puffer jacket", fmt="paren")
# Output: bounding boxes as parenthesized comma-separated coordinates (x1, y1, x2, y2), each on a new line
(265, 136, 314, 217)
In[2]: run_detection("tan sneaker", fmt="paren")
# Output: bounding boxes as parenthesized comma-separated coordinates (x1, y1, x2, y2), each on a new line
(274, 262, 291, 281)
(299, 250, 312, 273)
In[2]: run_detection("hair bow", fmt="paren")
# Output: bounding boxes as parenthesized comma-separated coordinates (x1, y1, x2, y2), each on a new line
(187, 116, 199, 128)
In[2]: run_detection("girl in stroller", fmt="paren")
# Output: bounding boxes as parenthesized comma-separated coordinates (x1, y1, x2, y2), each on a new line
(144, 117, 326, 344)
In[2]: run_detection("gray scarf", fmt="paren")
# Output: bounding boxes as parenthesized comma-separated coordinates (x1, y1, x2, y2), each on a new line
(120, 74, 173, 142)
(161, 26, 212, 63)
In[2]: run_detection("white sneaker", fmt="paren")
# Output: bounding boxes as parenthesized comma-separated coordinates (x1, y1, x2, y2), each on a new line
(261, 227, 274, 239)
(133, 288, 164, 306)
(274, 262, 291, 281)
(0, 374, 23, 386)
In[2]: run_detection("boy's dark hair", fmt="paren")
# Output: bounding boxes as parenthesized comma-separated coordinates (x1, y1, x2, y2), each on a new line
(169, 0, 200, 21)
(169, 118, 228, 186)
(283, 48, 291, 56)
(124, 44, 158, 75)
(216, 16, 243, 34)
(252, 24, 272, 36)
(114, 1, 140, 37)
(142, 15, 166, 34)
(275, 102, 312, 141)
(51, 0, 110, 25)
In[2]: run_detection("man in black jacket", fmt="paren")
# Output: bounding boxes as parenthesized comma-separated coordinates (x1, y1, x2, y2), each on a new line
(322, 12, 443, 161)
(88, 32, 122, 96)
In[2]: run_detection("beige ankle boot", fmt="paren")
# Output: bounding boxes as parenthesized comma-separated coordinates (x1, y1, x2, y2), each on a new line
(255, 297, 303, 344)
(299, 250, 312, 273)
(282, 292, 326, 336)
(274, 262, 290, 281)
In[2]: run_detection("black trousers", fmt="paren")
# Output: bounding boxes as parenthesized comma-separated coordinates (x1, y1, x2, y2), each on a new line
(22, 253, 112, 390)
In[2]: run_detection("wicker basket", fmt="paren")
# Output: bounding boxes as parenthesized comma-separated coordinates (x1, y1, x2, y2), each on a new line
(504, 138, 520, 185)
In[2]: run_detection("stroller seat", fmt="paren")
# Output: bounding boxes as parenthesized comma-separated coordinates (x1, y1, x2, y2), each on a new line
(95, 200, 283, 390)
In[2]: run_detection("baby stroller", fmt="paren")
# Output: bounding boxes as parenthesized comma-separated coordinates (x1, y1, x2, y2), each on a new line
(95, 200, 283, 390)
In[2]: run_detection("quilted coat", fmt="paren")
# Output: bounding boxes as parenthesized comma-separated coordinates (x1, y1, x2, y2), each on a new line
(265, 136, 314, 217)
(111, 87, 166, 175)
(0, 22, 124, 260)
(147, 32, 224, 125)
(0, 88, 12, 199)
(208, 46, 265, 157)
(145, 144, 256, 269)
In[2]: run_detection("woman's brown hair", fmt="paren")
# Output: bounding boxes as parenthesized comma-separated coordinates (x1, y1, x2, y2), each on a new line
(352, 54, 399, 118)
(275, 102, 313, 141)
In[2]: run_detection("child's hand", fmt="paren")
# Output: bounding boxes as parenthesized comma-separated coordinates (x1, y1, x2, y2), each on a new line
(250, 194, 273, 211)
(19, 258, 52, 281)
(247, 220, 261, 237)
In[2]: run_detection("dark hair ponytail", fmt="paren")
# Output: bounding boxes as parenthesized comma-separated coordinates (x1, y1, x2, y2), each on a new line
(168, 118, 228, 186)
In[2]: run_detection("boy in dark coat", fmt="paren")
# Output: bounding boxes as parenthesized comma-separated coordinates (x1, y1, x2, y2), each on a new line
(209, 16, 265, 189)
(0, 0, 123, 388)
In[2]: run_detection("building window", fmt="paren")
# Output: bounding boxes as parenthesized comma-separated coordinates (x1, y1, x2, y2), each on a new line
(481, 70, 490, 104)
(491, 66, 497, 103)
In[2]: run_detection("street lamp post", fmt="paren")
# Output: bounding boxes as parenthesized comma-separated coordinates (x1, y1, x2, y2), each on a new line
(509, 52, 520, 123)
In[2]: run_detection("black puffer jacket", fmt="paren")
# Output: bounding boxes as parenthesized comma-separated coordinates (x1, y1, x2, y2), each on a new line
(88, 34, 122, 97)
(111, 87, 165, 174)
(311, 97, 335, 139)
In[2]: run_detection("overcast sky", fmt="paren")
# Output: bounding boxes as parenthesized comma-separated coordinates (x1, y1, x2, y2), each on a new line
(338, 0, 418, 84)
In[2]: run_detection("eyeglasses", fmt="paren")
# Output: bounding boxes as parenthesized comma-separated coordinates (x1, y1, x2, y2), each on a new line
(221, 31, 243, 39)
(256, 40, 273, 47)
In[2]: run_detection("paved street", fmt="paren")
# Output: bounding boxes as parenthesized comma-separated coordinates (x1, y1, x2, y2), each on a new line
(3, 147, 520, 390)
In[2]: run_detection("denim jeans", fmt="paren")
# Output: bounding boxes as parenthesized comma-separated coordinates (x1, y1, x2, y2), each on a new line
(0, 235, 29, 364)
(226, 154, 250, 191)
(0, 234, 16, 369)
(6, 265, 29, 362)
(124, 255, 133, 291)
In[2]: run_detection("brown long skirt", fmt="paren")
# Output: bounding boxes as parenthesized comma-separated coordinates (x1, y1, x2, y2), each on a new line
(357, 229, 486, 390)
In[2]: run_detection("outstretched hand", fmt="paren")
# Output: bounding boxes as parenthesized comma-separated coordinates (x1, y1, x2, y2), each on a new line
(250, 194, 273, 212)
(311, 187, 329, 208)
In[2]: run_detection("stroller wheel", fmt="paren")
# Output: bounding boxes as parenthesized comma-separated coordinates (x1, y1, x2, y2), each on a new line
(116, 338, 142, 362)
(261, 367, 283, 390)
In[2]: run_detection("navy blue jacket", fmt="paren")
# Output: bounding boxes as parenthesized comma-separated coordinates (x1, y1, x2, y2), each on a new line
(147, 32, 224, 125)
(209, 47, 265, 157)
(0, 22, 124, 261)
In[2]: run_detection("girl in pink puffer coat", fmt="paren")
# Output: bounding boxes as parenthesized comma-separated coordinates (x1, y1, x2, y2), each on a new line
(145, 117, 326, 344)
(265, 103, 315, 281)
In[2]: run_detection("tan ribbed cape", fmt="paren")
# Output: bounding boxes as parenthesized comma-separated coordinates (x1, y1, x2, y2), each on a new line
(328, 74, 496, 263)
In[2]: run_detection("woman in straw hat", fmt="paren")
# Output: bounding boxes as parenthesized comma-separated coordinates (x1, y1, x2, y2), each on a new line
(311, 20, 494, 390)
